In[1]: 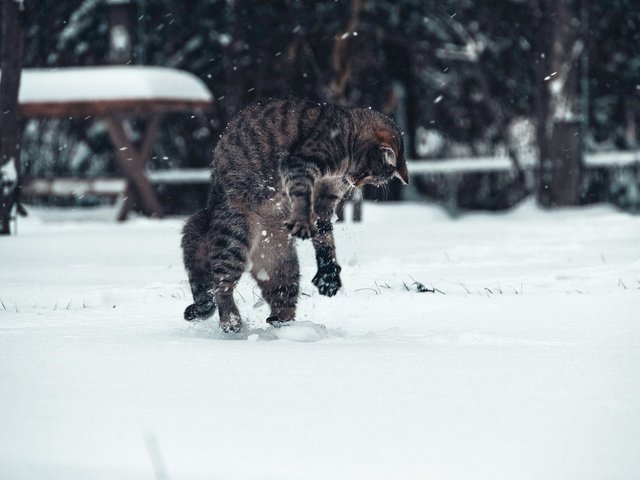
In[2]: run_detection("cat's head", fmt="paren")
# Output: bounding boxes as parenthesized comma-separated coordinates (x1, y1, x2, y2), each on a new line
(348, 116, 409, 188)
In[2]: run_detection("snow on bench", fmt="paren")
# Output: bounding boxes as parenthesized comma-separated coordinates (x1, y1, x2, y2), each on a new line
(146, 168, 211, 184)
(406, 157, 522, 174)
(22, 178, 127, 198)
(585, 150, 640, 168)
(141, 151, 640, 185)
(11, 66, 212, 116)
(405, 152, 640, 175)
(22, 150, 640, 201)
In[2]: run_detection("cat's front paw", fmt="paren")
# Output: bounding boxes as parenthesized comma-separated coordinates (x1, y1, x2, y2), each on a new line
(285, 218, 317, 239)
(312, 263, 342, 297)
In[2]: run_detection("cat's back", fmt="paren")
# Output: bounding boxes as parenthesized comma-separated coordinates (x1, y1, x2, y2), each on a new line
(211, 98, 331, 201)
(215, 97, 323, 160)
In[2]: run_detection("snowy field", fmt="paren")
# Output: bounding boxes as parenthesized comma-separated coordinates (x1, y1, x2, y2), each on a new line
(1, 201, 639, 480)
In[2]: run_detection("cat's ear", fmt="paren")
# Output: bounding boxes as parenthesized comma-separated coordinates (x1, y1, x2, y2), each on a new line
(375, 129, 409, 185)
(380, 144, 396, 166)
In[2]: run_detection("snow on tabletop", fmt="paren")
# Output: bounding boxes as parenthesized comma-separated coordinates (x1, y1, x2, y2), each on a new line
(1, 201, 639, 480)
(4, 66, 213, 103)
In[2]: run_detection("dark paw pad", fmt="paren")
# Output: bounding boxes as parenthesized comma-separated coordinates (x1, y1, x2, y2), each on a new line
(285, 219, 317, 239)
(312, 265, 342, 297)
(266, 315, 293, 327)
(184, 301, 216, 321)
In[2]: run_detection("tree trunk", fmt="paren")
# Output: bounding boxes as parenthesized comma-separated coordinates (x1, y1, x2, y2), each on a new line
(328, 0, 363, 105)
(624, 95, 637, 148)
(107, 0, 135, 65)
(537, 0, 584, 207)
(222, 0, 247, 123)
(0, 0, 26, 235)
(549, 119, 582, 205)
(534, 1, 553, 206)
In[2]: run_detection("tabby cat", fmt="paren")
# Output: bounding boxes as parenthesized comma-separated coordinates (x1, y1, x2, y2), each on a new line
(181, 98, 408, 333)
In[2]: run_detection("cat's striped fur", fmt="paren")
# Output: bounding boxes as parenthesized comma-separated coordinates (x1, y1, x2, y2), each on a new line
(182, 98, 408, 333)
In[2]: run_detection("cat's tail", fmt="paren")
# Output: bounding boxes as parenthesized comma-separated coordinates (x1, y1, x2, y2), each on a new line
(206, 178, 226, 210)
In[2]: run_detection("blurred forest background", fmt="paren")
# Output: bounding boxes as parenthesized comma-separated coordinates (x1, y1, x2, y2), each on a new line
(1, 0, 639, 216)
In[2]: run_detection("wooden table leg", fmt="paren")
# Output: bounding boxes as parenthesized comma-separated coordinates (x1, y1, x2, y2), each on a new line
(115, 116, 160, 221)
(105, 116, 163, 220)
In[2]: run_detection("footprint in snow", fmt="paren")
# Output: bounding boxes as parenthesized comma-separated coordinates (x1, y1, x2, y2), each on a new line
(248, 321, 328, 342)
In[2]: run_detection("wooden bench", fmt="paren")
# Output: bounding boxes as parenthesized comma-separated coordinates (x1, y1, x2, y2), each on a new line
(21, 153, 639, 217)
(17, 66, 213, 220)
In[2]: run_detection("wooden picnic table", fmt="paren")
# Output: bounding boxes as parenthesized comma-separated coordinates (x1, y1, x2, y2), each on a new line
(16, 66, 213, 220)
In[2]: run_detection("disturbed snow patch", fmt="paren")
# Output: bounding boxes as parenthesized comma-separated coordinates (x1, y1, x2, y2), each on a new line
(181, 319, 342, 342)
(271, 321, 328, 342)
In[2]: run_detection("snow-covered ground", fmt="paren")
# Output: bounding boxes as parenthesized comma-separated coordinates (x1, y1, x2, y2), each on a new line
(1, 201, 639, 480)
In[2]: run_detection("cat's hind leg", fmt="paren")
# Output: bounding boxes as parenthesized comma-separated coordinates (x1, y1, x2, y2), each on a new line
(250, 228, 300, 326)
(208, 205, 252, 334)
(182, 203, 251, 334)
(182, 208, 217, 321)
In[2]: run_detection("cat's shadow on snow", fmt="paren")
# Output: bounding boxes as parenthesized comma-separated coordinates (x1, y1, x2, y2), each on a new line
(180, 319, 340, 342)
